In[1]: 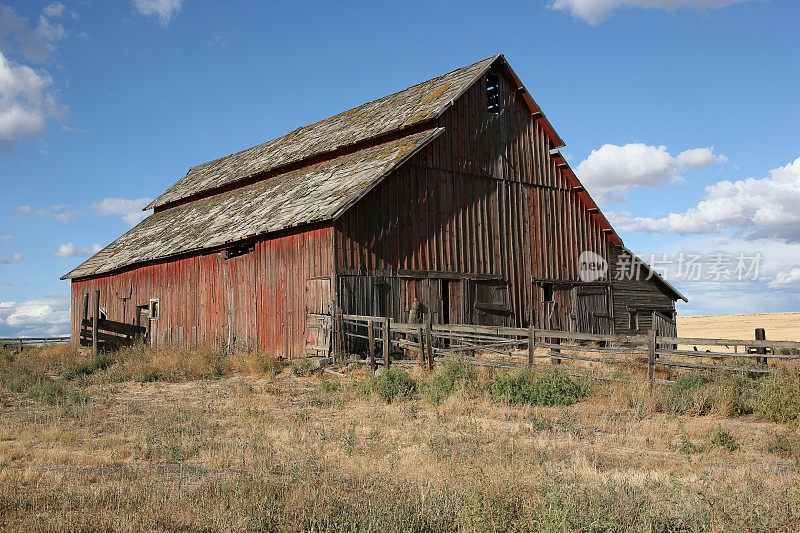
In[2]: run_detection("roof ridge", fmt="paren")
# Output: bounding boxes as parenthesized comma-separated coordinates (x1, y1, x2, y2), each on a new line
(145, 55, 500, 210)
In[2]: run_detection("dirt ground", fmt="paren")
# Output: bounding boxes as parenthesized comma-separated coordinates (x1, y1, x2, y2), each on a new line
(677, 312, 800, 342)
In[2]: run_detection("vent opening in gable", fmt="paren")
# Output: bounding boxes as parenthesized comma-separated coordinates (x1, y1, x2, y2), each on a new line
(486, 72, 501, 114)
(226, 243, 254, 260)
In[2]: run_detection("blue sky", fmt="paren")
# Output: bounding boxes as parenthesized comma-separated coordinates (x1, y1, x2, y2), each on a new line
(1, 0, 798, 336)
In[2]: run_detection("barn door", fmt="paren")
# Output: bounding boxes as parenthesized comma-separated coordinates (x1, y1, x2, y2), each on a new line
(575, 286, 613, 335)
(306, 278, 332, 356)
(467, 280, 511, 327)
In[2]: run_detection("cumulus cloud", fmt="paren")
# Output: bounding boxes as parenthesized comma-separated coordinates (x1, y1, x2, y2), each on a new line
(549, 0, 752, 25)
(133, 0, 183, 27)
(53, 242, 102, 258)
(608, 156, 800, 242)
(14, 204, 78, 222)
(92, 197, 153, 226)
(0, 251, 22, 263)
(575, 143, 726, 203)
(0, 3, 70, 151)
(769, 268, 800, 288)
(0, 294, 69, 337)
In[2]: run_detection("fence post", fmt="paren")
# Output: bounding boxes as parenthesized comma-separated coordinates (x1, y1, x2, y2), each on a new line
(647, 328, 656, 388)
(425, 317, 434, 371)
(334, 308, 344, 362)
(368, 320, 376, 371)
(382, 317, 391, 369)
(527, 325, 535, 368)
(755, 328, 767, 366)
(551, 334, 561, 365)
(92, 289, 100, 357)
(417, 324, 425, 368)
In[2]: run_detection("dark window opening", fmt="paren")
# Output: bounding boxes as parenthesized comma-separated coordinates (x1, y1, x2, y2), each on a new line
(629, 311, 638, 330)
(149, 298, 160, 321)
(441, 280, 450, 324)
(542, 282, 554, 303)
(486, 72, 501, 114)
(225, 243, 254, 259)
(99, 308, 107, 320)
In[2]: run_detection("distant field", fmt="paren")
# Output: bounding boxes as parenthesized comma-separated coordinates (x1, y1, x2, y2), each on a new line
(678, 312, 800, 342)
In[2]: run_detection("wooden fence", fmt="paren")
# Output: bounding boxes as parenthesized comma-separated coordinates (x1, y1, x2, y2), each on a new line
(0, 337, 70, 352)
(335, 313, 800, 385)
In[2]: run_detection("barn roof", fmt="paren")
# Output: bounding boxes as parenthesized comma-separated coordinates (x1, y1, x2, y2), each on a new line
(146, 56, 507, 211)
(62, 129, 442, 279)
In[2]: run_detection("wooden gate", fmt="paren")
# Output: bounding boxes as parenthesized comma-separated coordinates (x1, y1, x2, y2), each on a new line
(306, 278, 332, 356)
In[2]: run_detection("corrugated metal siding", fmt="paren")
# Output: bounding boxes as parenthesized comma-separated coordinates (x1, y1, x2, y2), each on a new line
(70, 225, 333, 357)
(335, 68, 609, 327)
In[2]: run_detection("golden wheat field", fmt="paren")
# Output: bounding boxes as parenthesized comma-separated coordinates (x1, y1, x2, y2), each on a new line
(0, 332, 798, 531)
(678, 312, 800, 342)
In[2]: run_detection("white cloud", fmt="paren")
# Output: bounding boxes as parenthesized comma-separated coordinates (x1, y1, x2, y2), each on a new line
(629, 235, 800, 315)
(0, 251, 22, 264)
(0, 4, 70, 151)
(0, 234, 12, 240)
(133, 0, 183, 27)
(769, 268, 800, 288)
(14, 204, 78, 222)
(53, 242, 102, 258)
(0, 51, 67, 148)
(92, 197, 153, 226)
(549, 0, 752, 25)
(608, 156, 800, 242)
(575, 143, 726, 203)
(676, 147, 728, 168)
(0, 294, 69, 337)
(43, 2, 68, 19)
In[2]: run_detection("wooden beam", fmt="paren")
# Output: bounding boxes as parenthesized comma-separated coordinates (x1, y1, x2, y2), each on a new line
(91, 289, 100, 357)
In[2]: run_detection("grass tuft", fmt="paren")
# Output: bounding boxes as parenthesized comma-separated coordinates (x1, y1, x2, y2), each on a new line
(489, 369, 590, 406)
(357, 368, 416, 403)
(708, 426, 738, 452)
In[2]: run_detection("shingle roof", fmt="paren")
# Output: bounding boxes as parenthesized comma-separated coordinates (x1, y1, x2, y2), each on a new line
(145, 55, 500, 210)
(62, 129, 442, 279)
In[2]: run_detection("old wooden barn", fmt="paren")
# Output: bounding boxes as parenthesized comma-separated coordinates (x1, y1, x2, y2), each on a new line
(63, 55, 686, 357)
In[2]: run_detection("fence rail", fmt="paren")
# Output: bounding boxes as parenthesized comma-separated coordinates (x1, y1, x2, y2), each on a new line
(1, 337, 70, 351)
(334, 313, 800, 385)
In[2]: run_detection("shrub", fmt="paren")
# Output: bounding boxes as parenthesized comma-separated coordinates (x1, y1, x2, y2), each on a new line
(664, 375, 711, 415)
(357, 368, 416, 403)
(751, 369, 800, 424)
(708, 426, 738, 452)
(422, 358, 477, 405)
(489, 369, 590, 406)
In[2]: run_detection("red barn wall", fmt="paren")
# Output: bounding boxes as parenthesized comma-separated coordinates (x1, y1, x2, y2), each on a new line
(335, 66, 609, 328)
(70, 225, 333, 357)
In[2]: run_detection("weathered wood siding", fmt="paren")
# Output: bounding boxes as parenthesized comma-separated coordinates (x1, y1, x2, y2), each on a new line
(70, 225, 334, 357)
(609, 245, 677, 335)
(335, 65, 610, 327)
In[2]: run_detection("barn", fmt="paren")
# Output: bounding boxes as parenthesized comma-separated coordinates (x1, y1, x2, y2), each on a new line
(62, 54, 686, 357)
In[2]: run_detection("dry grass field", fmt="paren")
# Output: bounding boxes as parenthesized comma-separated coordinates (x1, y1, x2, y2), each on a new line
(0, 337, 798, 531)
(678, 312, 800, 343)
